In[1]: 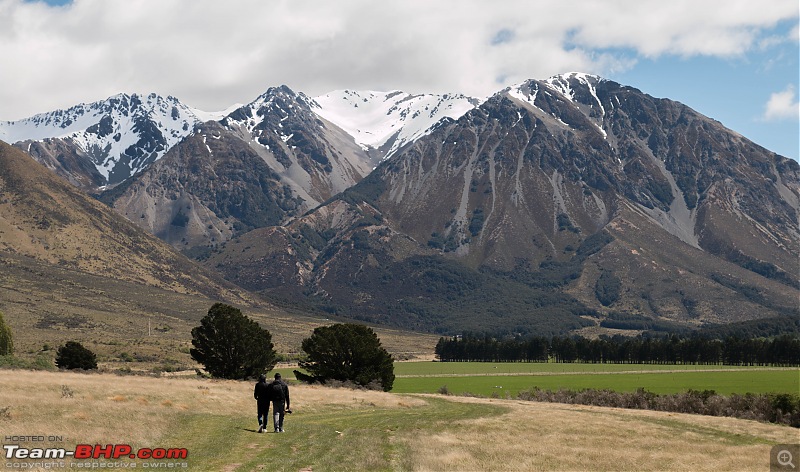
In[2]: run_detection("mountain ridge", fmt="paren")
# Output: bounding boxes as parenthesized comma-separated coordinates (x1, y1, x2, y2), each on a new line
(199, 74, 799, 335)
(2, 86, 482, 193)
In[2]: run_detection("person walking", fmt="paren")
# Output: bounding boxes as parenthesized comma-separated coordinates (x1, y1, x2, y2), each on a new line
(253, 374, 270, 433)
(268, 372, 290, 432)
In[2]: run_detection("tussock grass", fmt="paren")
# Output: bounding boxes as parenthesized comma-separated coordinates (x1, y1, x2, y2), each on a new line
(1, 370, 796, 471)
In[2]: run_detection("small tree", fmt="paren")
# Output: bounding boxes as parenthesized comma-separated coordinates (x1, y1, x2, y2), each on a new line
(0, 310, 13, 356)
(190, 303, 277, 379)
(296, 323, 395, 391)
(56, 341, 97, 370)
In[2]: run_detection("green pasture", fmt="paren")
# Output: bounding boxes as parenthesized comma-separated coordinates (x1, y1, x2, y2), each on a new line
(393, 361, 768, 376)
(389, 362, 800, 396)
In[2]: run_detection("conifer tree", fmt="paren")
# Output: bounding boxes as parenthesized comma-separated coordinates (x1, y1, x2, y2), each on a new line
(296, 323, 395, 391)
(190, 303, 277, 379)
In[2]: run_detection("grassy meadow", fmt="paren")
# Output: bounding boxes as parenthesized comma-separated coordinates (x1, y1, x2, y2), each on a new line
(1, 369, 798, 471)
(389, 362, 800, 396)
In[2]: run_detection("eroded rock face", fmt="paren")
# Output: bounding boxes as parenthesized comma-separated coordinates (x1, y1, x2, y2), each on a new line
(205, 74, 799, 333)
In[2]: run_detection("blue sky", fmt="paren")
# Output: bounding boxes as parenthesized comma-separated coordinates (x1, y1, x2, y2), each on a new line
(610, 20, 799, 160)
(6, 0, 799, 160)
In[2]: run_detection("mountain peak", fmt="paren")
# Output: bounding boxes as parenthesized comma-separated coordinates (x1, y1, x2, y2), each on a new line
(0, 92, 202, 184)
(219, 84, 316, 136)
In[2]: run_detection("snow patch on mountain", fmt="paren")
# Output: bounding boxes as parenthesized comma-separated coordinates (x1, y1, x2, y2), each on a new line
(543, 73, 609, 138)
(543, 72, 604, 103)
(506, 80, 541, 109)
(189, 103, 244, 122)
(310, 90, 480, 158)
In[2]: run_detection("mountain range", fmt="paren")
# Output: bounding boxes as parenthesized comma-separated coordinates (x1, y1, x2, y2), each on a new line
(2, 72, 798, 338)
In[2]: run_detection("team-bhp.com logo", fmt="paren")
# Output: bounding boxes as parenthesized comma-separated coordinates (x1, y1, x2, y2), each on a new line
(5, 444, 188, 460)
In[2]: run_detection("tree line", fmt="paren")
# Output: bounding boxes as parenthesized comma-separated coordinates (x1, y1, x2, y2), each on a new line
(435, 333, 800, 366)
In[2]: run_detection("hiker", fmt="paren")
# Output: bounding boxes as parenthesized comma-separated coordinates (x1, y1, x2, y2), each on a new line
(268, 372, 291, 432)
(253, 374, 270, 433)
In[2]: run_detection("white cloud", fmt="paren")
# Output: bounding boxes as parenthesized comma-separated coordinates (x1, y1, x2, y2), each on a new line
(0, 0, 797, 120)
(763, 85, 800, 121)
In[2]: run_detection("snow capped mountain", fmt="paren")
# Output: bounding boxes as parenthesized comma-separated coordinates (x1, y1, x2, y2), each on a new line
(217, 85, 379, 205)
(503, 73, 611, 141)
(102, 85, 380, 251)
(311, 90, 480, 159)
(2, 74, 617, 192)
(221, 85, 313, 140)
(0, 93, 203, 184)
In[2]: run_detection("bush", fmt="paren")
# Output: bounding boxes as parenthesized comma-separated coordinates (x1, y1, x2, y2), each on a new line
(190, 303, 277, 379)
(56, 341, 97, 370)
(515, 387, 800, 427)
(296, 323, 395, 391)
(595, 271, 621, 306)
(0, 310, 13, 356)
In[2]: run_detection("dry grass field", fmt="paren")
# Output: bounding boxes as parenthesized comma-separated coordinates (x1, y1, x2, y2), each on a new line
(1, 369, 796, 471)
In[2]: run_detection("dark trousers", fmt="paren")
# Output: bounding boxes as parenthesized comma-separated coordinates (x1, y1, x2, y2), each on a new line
(257, 402, 270, 428)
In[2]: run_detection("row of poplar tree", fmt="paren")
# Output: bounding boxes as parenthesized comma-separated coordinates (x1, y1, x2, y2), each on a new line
(434, 334, 800, 366)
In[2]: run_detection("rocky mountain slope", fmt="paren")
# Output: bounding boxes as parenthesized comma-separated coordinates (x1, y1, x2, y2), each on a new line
(5, 74, 798, 337)
(99, 86, 380, 251)
(0, 141, 434, 360)
(202, 73, 800, 335)
(6, 86, 477, 253)
(0, 140, 245, 301)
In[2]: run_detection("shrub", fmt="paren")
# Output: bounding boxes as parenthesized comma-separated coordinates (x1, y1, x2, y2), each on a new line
(56, 341, 97, 370)
(190, 303, 277, 379)
(515, 387, 800, 427)
(594, 271, 621, 306)
(0, 310, 13, 356)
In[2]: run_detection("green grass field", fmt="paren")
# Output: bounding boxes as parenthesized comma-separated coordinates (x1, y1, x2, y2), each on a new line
(387, 362, 800, 396)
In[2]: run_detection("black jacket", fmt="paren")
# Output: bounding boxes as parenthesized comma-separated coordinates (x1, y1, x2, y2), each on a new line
(254, 380, 270, 406)
(268, 379, 290, 408)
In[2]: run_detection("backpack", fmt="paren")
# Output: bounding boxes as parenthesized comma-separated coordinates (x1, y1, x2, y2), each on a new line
(270, 381, 285, 402)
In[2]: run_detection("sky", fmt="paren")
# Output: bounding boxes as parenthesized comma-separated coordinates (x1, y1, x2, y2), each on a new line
(1, 0, 798, 160)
